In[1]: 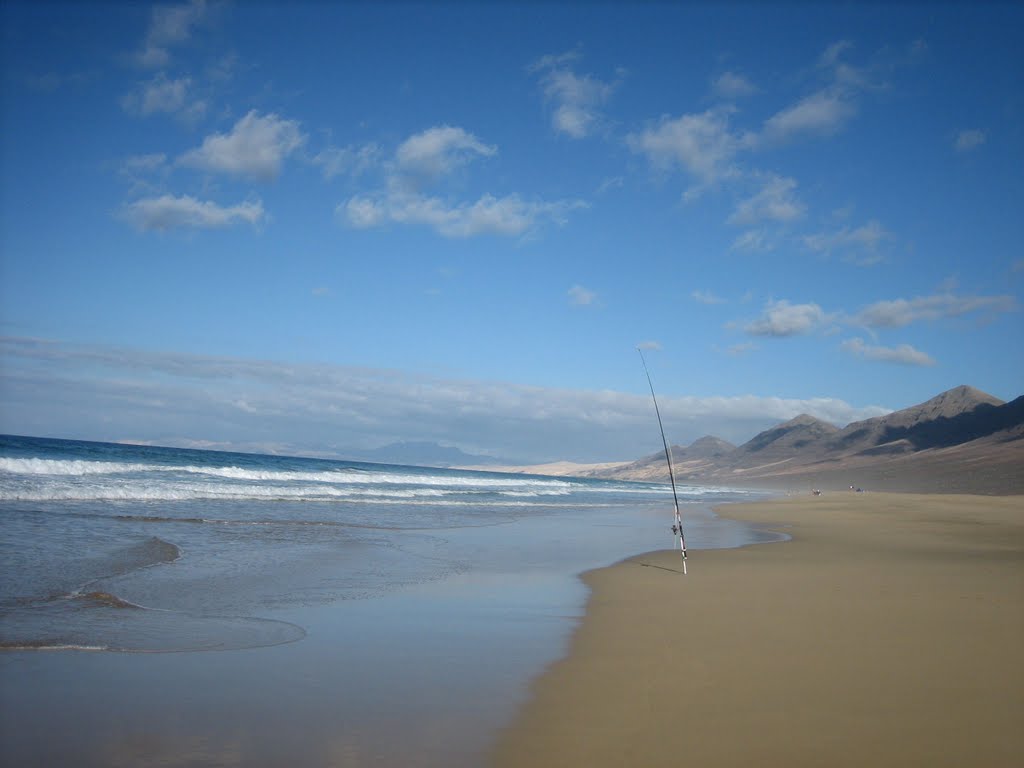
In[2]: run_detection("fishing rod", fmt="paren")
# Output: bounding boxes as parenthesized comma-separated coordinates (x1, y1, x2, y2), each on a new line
(637, 348, 687, 574)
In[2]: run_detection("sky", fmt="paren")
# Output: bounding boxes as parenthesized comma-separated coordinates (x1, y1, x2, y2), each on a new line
(1, 1, 1022, 464)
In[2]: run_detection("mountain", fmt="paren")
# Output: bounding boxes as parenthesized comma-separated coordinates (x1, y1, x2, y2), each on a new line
(635, 436, 736, 472)
(584, 385, 1024, 494)
(732, 414, 839, 459)
(826, 385, 1005, 456)
(348, 441, 504, 468)
(684, 435, 736, 458)
(857, 390, 1019, 451)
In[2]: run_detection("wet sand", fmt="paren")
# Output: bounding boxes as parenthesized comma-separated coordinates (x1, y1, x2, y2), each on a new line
(491, 493, 1024, 767)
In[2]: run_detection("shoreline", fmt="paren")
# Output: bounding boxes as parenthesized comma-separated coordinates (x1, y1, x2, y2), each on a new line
(2, 478, 769, 766)
(490, 492, 1024, 767)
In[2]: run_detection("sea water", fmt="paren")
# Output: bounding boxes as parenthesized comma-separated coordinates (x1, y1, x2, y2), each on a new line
(0, 434, 778, 766)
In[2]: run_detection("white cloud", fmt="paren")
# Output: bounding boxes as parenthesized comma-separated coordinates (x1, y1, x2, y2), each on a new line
(853, 292, 1018, 328)
(568, 285, 598, 306)
(312, 142, 380, 180)
(337, 126, 584, 239)
(133, 0, 208, 68)
(419, 194, 577, 238)
(745, 300, 828, 337)
(819, 40, 854, 68)
(395, 126, 496, 178)
(549, 71, 615, 138)
(340, 191, 584, 239)
(530, 50, 581, 71)
(531, 52, 618, 138)
(141, 74, 188, 114)
(122, 194, 265, 231)
(729, 174, 804, 225)
(731, 291, 1015, 351)
(761, 88, 856, 143)
(755, 41, 877, 146)
(123, 73, 187, 114)
(630, 41, 877, 215)
(180, 99, 209, 124)
(841, 338, 936, 367)
(627, 107, 741, 189)
(692, 290, 726, 305)
(818, 40, 873, 90)
(595, 176, 624, 195)
(341, 196, 387, 229)
(955, 129, 986, 152)
(0, 337, 893, 461)
(802, 219, 890, 264)
(731, 229, 772, 253)
(121, 73, 206, 121)
(179, 111, 305, 181)
(627, 42, 879, 219)
(712, 71, 755, 99)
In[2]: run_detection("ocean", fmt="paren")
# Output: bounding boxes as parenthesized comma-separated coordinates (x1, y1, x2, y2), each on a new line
(0, 434, 779, 766)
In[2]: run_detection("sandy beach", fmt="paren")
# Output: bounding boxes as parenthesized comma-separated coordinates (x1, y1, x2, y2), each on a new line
(491, 493, 1024, 767)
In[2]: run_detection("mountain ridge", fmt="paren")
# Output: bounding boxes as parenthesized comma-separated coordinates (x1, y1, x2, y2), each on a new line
(345, 441, 505, 468)
(498, 385, 1024, 494)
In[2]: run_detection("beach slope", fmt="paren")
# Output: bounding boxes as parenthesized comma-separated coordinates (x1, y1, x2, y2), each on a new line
(491, 493, 1024, 767)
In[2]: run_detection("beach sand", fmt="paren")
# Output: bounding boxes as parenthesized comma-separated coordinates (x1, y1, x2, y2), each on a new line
(491, 493, 1024, 767)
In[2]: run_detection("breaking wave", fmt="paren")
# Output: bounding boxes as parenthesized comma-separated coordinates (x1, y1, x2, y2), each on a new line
(0, 456, 604, 505)
(0, 482, 576, 503)
(0, 455, 625, 505)
(0, 456, 574, 488)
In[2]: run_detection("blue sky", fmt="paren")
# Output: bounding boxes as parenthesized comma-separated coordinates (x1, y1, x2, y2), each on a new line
(1, 1, 1022, 463)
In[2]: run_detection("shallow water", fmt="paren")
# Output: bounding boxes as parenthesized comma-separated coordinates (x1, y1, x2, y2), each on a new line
(0, 434, 780, 765)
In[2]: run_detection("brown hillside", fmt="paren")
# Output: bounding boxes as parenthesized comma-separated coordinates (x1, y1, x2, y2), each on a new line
(587, 386, 1024, 494)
